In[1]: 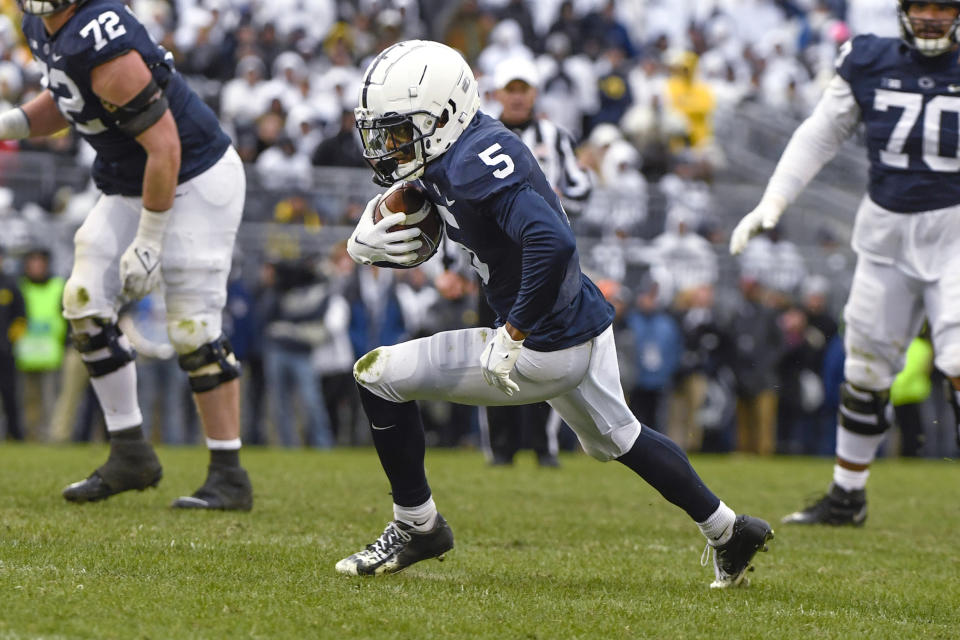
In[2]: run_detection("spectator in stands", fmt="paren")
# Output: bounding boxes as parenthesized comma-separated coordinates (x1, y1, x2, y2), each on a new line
(738, 228, 808, 308)
(311, 247, 357, 445)
(625, 272, 682, 430)
(536, 32, 594, 139)
(729, 275, 782, 455)
(477, 19, 534, 76)
(578, 124, 649, 238)
(668, 283, 730, 452)
(256, 134, 313, 191)
(262, 258, 335, 448)
(663, 50, 716, 153)
(15, 247, 66, 440)
(546, 1, 583, 54)
(651, 204, 718, 294)
(311, 108, 367, 168)
(220, 55, 271, 131)
(776, 305, 826, 454)
(0, 246, 26, 440)
(587, 44, 633, 132)
(582, 0, 636, 60)
(264, 191, 323, 262)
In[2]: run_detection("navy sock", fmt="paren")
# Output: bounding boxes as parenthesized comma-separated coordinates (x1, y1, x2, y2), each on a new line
(616, 426, 720, 522)
(357, 384, 431, 507)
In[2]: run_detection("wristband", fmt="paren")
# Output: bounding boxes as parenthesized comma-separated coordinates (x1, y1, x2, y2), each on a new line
(136, 207, 170, 244)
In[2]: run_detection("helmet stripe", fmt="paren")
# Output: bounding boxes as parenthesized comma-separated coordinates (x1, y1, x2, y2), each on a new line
(360, 44, 398, 109)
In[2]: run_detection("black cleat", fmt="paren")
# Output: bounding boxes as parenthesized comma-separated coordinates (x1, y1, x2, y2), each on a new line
(703, 515, 774, 589)
(170, 464, 253, 511)
(62, 440, 162, 503)
(537, 452, 560, 468)
(336, 514, 455, 576)
(781, 483, 867, 526)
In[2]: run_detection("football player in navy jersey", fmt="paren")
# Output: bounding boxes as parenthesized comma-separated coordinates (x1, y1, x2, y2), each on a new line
(731, 2, 960, 526)
(0, 0, 252, 509)
(335, 40, 773, 587)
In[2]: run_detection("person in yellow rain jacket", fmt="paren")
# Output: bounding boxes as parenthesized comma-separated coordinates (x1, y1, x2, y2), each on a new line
(664, 51, 716, 150)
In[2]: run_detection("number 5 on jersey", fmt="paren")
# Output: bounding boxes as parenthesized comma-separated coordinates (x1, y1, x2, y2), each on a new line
(479, 143, 515, 178)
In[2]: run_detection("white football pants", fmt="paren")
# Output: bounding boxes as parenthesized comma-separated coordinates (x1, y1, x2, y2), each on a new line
(354, 324, 642, 461)
(62, 147, 245, 352)
(845, 196, 960, 388)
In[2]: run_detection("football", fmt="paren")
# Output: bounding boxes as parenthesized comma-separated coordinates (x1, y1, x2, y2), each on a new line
(374, 182, 443, 266)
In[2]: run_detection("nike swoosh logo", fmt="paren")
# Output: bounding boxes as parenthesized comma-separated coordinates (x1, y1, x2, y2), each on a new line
(443, 197, 455, 206)
(134, 248, 159, 274)
(412, 519, 428, 526)
(52, 53, 62, 61)
(371, 423, 396, 430)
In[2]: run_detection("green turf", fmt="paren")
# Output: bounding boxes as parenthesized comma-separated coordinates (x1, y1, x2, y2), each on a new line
(1, 445, 958, 639)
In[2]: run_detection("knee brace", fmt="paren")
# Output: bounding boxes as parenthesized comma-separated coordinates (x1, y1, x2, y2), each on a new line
(178, 334, 240, 393)
(838, 382, 891, 435)
(71, 318, 136, 377)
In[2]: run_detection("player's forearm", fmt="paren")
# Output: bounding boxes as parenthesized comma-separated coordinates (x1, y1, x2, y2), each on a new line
(137, 113, 181, 212)
(4, 91, 69, 138)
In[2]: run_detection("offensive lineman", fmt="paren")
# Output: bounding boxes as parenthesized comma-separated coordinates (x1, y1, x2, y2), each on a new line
(337, 39, 773, 588)
(731, 1, 960, 525)
(2, 0, 251, 509)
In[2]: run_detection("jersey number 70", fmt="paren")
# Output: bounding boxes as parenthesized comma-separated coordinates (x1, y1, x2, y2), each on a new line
(875, 89, 960, 172)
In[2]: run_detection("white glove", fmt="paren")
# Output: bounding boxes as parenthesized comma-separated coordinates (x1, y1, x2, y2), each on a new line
(479, 325, 524, 397)
(346, 194, 423, 265)
(119, 207, 167, 300)
(729, 195, 788, 256)
(0, 108, 30, 140)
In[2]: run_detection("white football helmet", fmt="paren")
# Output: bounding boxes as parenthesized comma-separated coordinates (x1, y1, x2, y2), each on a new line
(355, 40, 480, 185)
(898, 0, 960, 56)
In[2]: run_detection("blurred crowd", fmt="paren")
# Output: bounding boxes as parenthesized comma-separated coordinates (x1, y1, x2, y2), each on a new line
(0, 0, 955, 457)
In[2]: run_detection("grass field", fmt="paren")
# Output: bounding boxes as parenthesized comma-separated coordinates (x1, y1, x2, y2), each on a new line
(1, 445, 958, 639)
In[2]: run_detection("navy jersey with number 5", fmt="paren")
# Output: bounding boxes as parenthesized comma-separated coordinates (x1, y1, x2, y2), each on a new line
(22, 0, 230, 196)
(421, 112, 613, 352)
(838, 34, 960, 213)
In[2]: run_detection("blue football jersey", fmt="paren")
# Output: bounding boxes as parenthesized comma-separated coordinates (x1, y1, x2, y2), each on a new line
(22, 0, 230, 196)
(421, 112, 613, 352)
(838, 34, 960, 212)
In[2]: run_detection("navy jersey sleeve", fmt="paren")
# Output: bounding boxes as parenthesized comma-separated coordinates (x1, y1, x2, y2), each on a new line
(836, 34, 886, 83)
(491, 185, 577, 333)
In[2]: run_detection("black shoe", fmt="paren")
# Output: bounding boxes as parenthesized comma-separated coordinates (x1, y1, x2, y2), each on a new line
(62, 440, 162, 503)
(170, 464, 253, 511)
(781, 483, 867, 526)
(489, 453, 514, 466)
(537, 452, 560, 468)
(335, 514, 454, 576)
(703, 515, 774, 589)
